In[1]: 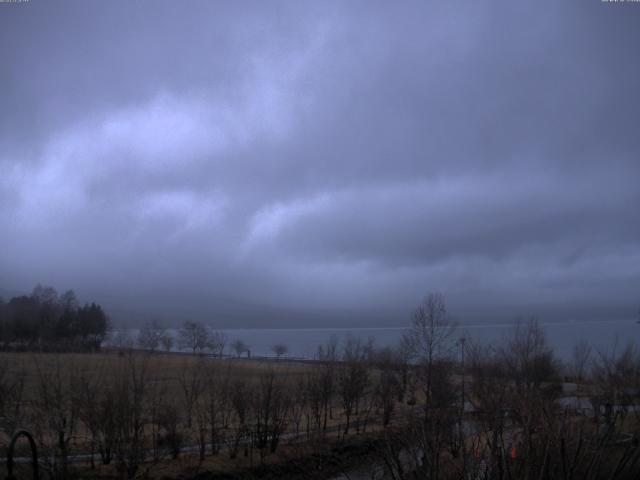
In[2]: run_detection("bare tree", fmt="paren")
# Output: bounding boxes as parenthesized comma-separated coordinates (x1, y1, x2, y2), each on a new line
(231, 339, 249, 358)
(499, 318, 560, 394)
(571, 339, 592, 381)
(111, 327, 134, 353)
(178, 321, 210, 355)
(373, 348, 401, 427)
(251, 369, 291, 461)
(288, 377, 308, 439)
(339, 336, 370, 435)
(136, 320, 165, 353)
(271, 343, 288, 359)
(498, 320, 561, 478)
(592, 339, 640, 427)
(207, 330, 227, 358)
(229, 379, 250, 459)
(32, 355, 78, 479)
(112, 353, 151, 479)
(146, 371, 168, 463)
(374, 293, 460, 480)
(75, 361, 104, 468)
(177, 357, 205, 429)
(203, 363, 233, 455)
(160, 333, 174, 352)
(0, 358, 25, 437)
(157, 403, 182, 459)
(464, 333, 640, 480)
(393, 338, 413, 403)
(76, 362, 124, 467)
(316, 336, 339, 430)
(403, 292, 457, 411)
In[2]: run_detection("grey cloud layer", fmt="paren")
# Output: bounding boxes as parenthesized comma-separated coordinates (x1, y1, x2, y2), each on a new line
(1, 1, 639, 326)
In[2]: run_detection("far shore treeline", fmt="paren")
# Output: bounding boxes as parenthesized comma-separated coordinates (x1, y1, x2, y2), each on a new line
(0, 284, 109, 351)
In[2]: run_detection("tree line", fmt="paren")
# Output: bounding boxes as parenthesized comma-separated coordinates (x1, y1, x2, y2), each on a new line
(370, 293, 640, 480)
(0, 292, 638, 479)
(0, 284, 109, 351)
(133, 319, 288, 359)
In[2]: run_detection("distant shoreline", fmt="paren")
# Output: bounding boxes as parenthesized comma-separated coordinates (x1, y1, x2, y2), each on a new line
(132, 318, 637, 331)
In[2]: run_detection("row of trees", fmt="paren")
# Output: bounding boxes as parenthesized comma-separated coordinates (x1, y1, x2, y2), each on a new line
(2, 316, 637, 479)
(0, 285, 109, 351)
(134, 320, 289, 359)
(0, 343, 408, 479)
(0, 292, 638, 479)
(373, 293, 640, 480)
(132, 320, 233, 356)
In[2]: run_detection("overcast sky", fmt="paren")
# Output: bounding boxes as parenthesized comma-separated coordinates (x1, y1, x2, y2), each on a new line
(1, 1, 639, 327)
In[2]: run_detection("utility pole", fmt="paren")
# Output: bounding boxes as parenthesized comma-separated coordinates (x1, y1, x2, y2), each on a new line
(458, 336, 467, 470)
(460, 336, 466, 409)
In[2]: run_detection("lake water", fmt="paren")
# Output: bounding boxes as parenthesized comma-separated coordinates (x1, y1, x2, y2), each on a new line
(219, 320, 640, 360)
(120, 319, 640, 361)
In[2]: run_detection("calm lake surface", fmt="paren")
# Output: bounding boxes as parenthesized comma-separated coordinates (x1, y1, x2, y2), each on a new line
(121, 319, 640, 360)
(219, 320, 640, 360)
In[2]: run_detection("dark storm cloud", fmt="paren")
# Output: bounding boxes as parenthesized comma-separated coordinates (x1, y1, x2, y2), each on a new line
(1, 1, 639, 326)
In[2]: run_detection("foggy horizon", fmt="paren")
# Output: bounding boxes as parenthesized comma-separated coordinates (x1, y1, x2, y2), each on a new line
(2, 1, 639, 329)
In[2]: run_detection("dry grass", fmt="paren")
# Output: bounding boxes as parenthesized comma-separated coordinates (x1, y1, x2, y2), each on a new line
(1, 351, 311, 398)
(0, 351, 395, 479)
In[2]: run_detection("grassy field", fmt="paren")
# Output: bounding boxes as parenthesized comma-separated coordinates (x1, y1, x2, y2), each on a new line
(0, 350, 396, 479)
(2, 346, 639, 480)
